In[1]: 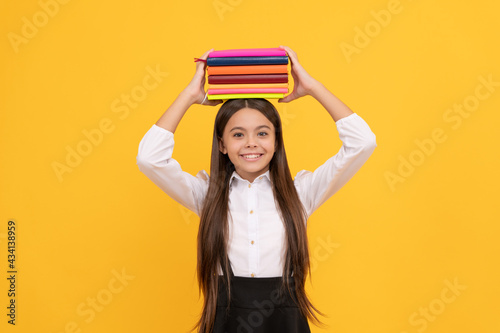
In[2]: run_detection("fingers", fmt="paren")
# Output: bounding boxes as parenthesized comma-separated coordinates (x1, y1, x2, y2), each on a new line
(279, 45, 299, 65)
(205, 99, 223, 106)
(195, 48, 214, 75)
(195, 49, 224, 107)
(199, 92, 223, 106)
(278, 91, 297, 103)
(199, 48, 214, 60)
(278, 46, 295, 104)
(201, 97, 223, 106)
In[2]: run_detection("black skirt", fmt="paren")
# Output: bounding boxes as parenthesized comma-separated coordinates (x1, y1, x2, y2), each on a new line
(212, 262, 311, 333)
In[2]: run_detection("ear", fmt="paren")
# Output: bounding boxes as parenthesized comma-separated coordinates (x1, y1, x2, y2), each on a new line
(218, 138, 227, 154)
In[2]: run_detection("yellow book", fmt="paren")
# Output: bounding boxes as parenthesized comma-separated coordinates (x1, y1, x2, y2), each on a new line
(207, 93, 284, 100)
(208, 83, 289, 89)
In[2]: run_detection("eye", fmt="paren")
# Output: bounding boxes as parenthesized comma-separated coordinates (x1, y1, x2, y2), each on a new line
(258, 132, 268, 136)
(233, 132, 243, 137)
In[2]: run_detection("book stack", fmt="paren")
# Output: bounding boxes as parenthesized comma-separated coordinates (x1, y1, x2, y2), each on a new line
(206, 48, 289, 100)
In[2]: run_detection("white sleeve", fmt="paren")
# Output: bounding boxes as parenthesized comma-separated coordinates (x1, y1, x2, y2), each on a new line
(294, 113, 377, 218)
(136, 124, 209, 216)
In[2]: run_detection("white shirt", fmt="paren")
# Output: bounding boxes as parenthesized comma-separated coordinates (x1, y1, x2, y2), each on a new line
(136, 112, 377, 277)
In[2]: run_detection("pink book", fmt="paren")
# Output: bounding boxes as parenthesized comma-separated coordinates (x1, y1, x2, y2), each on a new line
(208, 48, 287, 58)
(208, 88, 289, 95)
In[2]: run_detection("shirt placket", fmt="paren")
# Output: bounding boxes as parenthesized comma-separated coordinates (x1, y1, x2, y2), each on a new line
(247, 181, 258, 277)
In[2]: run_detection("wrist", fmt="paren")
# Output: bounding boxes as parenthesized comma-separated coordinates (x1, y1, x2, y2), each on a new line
(308, 80, 326, 99)
(179, 89, 198, 106)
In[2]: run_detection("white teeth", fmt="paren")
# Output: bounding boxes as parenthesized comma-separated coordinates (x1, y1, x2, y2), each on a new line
(243, 154, 261, 159)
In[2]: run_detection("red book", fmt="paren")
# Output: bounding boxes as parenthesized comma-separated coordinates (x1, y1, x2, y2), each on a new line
(207, 64, 288, 75)
(208, 74, 288, 84)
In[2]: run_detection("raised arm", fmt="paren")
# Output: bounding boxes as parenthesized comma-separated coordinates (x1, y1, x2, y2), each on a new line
(279, 45, 377, 217)
(278, 45, 353, 122)
(136, 49, 223, 216)
(294, 113, 377, 217)
(156, 48, 222, 132)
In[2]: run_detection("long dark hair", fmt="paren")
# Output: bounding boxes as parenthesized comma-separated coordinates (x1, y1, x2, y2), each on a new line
(192, 99, 325, 332)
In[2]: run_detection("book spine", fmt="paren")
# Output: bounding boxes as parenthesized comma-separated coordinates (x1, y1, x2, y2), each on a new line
(207, 93, 285, 100)
(208, 88, 289, 94)
(207, 56, 289, 66)
(207, 65, 288, 76)
(208, 48, 287, 58)
(207, 74, 289, 84)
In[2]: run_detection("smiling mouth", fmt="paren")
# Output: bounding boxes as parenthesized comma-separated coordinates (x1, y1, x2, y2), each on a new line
(240, 154, 263, 161)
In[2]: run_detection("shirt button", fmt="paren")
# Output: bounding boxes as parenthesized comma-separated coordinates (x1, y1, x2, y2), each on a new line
(259, 176, 263, 180)
(249, 210, 253, 214)
(248, 184, 251, 188)
(251, 273, 255, 277)
(251, 240, 254, 244)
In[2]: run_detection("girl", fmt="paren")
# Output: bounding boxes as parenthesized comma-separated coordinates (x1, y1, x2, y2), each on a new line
(137, 46, 377, 333)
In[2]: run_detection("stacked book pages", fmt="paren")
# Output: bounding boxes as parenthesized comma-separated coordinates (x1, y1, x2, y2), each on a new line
(206, 48, 289, 100)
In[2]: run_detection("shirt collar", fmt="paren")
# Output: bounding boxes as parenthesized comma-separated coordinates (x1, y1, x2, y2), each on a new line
(230, 169, 271, 186)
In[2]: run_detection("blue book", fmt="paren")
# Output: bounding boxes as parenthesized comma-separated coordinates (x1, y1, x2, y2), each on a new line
(207, 56, 289, 66)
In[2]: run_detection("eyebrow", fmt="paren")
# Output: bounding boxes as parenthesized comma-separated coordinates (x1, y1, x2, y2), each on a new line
(230, 125, 271, 132)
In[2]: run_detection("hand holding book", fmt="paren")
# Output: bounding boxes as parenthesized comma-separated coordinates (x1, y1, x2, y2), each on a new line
(183, 48, 223, 106)
(277, 45, 320, 103)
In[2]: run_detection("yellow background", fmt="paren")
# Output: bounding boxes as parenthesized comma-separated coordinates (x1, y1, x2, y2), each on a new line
(1, 0, 499, 332)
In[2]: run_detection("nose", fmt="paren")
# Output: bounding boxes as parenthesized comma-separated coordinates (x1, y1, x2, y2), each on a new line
(245, 141, 257, 148)
(245, 135, 257, 147)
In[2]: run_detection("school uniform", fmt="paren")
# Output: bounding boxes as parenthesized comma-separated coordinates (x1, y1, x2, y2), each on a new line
(136, 113, 377, 331)
(213, 259, 311, 333)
